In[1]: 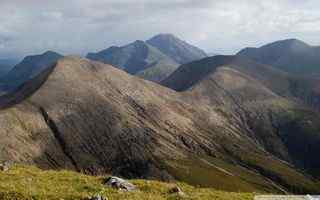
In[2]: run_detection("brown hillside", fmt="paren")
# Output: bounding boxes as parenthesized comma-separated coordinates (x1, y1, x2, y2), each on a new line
(0, 56, 318, 194)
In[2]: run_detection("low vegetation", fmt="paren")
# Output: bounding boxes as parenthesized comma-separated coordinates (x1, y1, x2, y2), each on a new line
(0, 165, 255, 200)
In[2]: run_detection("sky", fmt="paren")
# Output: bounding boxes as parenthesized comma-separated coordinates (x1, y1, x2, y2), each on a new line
(1, 0, 320, 58)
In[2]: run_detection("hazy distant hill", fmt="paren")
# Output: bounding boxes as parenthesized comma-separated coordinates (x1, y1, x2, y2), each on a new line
(147, 33, 207, 64)
(237, 39, 320, 75)
(87, 40, 179, 82)
(0, 58, 19, 77)
(0, 51, 63, 91)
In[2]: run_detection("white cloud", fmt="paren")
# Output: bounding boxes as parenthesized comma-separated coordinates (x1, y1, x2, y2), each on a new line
(0, 0, 320, 58)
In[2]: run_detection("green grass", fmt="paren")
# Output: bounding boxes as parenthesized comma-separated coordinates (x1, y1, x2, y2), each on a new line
(0, 165, 254, 200)
(164, 157, 280, 193)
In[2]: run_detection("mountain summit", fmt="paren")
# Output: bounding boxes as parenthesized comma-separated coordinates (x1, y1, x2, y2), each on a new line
(237, 39, 320, 75)
(147, 33, 207, 64)
(87, 34, 207, 82)
(87, 40, 179, 82)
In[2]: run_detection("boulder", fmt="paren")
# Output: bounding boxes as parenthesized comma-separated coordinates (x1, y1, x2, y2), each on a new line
(169, 186, 186, 197)
(104, 176, 136, 192)
(0, 161, 12, 172)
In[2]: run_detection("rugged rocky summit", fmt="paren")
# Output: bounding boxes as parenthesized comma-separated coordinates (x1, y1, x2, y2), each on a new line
(0, 56, 319, 194)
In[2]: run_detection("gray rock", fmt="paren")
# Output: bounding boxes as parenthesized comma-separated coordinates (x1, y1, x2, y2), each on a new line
(104, 176, 136, 192)
(0, 161, 12, 172)
(169, 186, 186, 197)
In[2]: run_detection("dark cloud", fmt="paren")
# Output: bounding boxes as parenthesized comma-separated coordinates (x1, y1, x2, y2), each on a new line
(0, 0, 320, 58)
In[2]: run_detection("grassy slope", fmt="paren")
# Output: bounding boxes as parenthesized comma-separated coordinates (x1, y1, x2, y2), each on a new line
(0, 165, 254, 200)
(164, 157, 283, 194)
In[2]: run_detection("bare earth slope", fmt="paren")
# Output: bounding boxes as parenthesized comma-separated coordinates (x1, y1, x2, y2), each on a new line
(0, 56, 319, 194)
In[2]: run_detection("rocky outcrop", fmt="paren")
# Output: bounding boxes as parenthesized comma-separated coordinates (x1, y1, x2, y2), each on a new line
(169, 186, 186, 197)
(104, 177, 136, 192)
(0, 161, 12, 172)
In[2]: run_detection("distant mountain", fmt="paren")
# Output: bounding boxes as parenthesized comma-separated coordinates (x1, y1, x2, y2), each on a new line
(0, 58, 19, 67)
(146, 33, 207, 64)
(0, 58, 19, 77)
(1, 51, 63, 91)
(237, 39, 320, 75)
(87, 40, 179, 82)
(161, 55, 290, 92)
(87, 34, 207, 82)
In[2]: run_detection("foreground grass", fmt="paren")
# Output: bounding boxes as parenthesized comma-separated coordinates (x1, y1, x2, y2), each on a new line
(0, 165, 254, 200)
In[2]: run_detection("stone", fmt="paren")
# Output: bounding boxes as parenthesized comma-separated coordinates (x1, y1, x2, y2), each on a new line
(0, 161, 12, 172)
(169, 186, 186, 197)
(104, 176, 136, 192)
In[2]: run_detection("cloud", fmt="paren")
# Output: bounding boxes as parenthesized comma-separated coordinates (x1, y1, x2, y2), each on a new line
(0, 0, 320, 58)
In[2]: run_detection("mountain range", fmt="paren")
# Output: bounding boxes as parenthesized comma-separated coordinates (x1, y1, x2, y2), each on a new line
(237, 39, 320, 75)
(0, 36, 319, 195)
(87, 34, 207, 82)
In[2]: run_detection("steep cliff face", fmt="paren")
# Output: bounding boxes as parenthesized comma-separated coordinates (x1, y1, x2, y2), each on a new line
(0, 56, 318, 194)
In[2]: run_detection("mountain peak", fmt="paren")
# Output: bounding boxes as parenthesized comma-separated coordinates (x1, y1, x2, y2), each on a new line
(132, 40, 146, 45)
(237, 38, 320, 74)
(42, 50, 61, 56)
(262, 38, 310, 49)
(147, 33, 207, 64)
(129, 40, 149, 49)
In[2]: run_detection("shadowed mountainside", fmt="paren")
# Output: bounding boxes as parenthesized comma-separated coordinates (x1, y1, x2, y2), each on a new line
(0, 51, 63, 92)
(0, 56, 319, 194)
